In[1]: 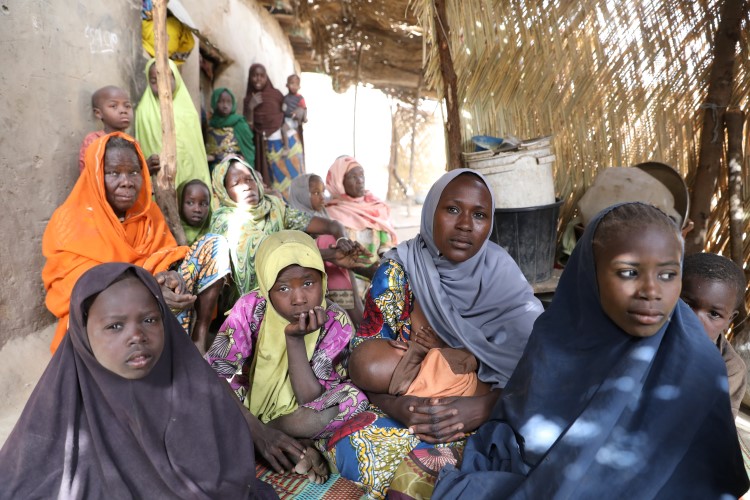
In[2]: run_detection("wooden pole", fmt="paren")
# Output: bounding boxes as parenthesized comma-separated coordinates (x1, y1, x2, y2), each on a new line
(684, 0, 745, 254)
(726, 109, 745, 268)
(433, 0, 462, 170)
(353, 43, 364, 158)
(408, 76, 423, 191)
(726, 109, 747, 344)
(152, 0, 187, 245)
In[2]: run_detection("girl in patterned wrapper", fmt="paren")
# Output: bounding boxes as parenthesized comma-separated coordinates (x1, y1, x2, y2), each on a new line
(433, 203, 748, 499)
(205, 230, 368, 484)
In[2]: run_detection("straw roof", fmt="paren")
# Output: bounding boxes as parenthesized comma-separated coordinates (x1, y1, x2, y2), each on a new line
(271, 0, 750, 270)
(411, 0, 750, 256)
(261, 0, 428, 100)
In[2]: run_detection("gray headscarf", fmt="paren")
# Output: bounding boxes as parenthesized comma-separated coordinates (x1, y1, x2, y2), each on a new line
(288, 173, 328, 217)
(384, 169, 543, 387)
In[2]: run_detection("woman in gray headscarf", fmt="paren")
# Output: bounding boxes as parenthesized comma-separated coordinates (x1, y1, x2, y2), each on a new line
(324, 169, 543, 499)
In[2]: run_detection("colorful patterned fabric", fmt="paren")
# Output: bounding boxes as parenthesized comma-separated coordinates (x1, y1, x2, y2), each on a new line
(205, 126, 242, 170)
(326, 406, 462, 499)
(354, 259, 413, 346)
(205, 290, 367, 436)
(325, 260, 469, 498)
(255, 463, 365, 499)
(266, 131, 305, 196)
(209, 155, 311, 295)
(173, 233, 231, 333)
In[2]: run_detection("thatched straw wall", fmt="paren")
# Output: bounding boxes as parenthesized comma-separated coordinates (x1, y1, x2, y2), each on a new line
(413, 0, 750, 263)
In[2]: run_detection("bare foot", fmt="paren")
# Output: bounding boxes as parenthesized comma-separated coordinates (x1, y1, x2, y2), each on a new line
(294, 446, 329, 484)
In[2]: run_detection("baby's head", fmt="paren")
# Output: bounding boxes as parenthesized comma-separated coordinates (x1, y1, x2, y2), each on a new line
(92, 86, 132, 133)
(592, 203, 683, 338)
(682, 253, 745, 342)
(286, 74, 301, 95)
(349, 339, 408, 393)
(83, 268, 165, 379)
(179, 180, 210, 228)
(308, 174, 325, 213)
(255, 231, 328, 323)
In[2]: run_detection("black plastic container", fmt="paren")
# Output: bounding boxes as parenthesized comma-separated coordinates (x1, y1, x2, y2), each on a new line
(490, 199, 563, 284)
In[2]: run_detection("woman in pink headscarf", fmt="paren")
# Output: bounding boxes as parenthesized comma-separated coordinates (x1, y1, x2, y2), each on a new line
(325, 156, 398, 273)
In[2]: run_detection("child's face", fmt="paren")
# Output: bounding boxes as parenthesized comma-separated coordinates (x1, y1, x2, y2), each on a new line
(269, 264, 324, 323)
(286, 76, 301, 94)
(309, 176, 325, 212)
(224, 163, 259, 207)
(433, 174, 493, 263)
(180, 183, 210, 227)
(104, 148, 143, 219)
(216, 91, 233, 117)
(343, 166, 366, 198)
(148, 64, 176, 96)
(94, 88, 133, 132)
(250, 66, 268, 92)
(595, 225, 682, 338)
(681, 276, 739, 342)
(86, 276, 165, 379)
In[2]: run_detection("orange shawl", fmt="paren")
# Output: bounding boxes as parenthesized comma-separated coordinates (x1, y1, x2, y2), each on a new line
(42, 132, 188, 352)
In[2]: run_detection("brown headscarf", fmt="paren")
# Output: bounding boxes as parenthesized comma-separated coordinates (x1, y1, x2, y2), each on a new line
(243, 64, 285, 181)
(243, 63, 285, 137)
(0, 263, 275, 499)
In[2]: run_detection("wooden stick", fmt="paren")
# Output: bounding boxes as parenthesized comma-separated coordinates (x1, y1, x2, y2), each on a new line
(433, 0, 462, 170)
(726, 109, 745, 268)
(725, 109, 747, 344)
(685, 0, 744, 254)
(152, 0, 187, 245)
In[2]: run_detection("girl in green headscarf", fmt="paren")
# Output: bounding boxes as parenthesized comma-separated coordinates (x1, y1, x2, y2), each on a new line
(205, 87, 255, 172)
(135, 59, 211, 190)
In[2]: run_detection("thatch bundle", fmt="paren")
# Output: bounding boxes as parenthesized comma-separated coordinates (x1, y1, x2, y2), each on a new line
(412, 0, 750, 265)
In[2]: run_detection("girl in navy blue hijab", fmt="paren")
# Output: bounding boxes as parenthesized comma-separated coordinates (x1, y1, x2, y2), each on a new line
(434, 203, 748, 498)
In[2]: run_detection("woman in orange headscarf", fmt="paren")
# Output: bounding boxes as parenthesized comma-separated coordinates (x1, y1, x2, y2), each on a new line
(42, 132, 230, 354)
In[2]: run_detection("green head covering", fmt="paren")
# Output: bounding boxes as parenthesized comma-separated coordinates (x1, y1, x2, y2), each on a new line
(208, 87, 255, 166)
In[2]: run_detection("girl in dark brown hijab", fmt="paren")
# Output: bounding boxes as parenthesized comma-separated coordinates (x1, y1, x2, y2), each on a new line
(243, 63, 304, 196)
(0, 263, 280, 499)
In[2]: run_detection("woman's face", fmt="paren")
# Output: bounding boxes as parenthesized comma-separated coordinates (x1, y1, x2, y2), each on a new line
(148, 63, 176, 96)
(432, 174, 493, 263)
(594, 224, 682, 338)
(104, 147, 143, 219)
(309, 176, 326, 212)
(216, 91, 233, 117)
(268, 264, 324, 323)
(86, 276, 165, 379)
(224, 162, 260, 207)
(343, 166, 366, 198)
(250, 66, 268, 92)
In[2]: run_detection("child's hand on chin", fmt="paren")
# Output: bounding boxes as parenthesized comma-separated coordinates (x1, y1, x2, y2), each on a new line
(284, 306, 326, 337)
